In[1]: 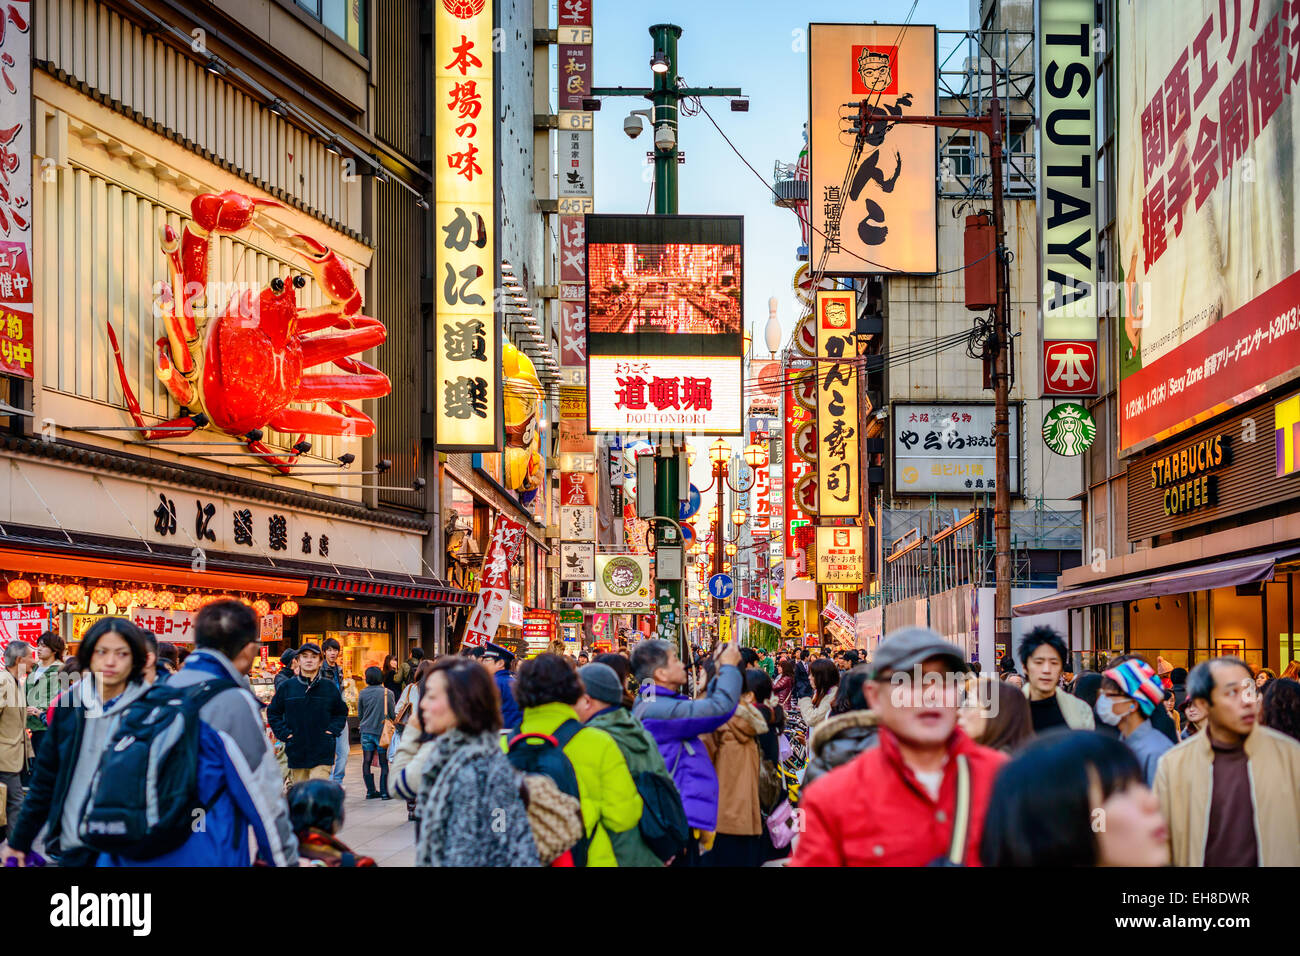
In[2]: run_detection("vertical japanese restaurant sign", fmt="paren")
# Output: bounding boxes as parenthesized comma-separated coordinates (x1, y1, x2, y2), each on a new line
(0, 1, 32, 379)
(1038, 0, 1098, 397)
(463, 515, 526, 647)
(1117, 0, 1300, 454)
(785, 373, 814, 576)
(748, 419, 773, 536)
(0, 604, 48, 650)
(815, 525, 864, 589)
(808, 23, 937, 275)
(435, 0, 497, 450)
(815, 290, 860, 517)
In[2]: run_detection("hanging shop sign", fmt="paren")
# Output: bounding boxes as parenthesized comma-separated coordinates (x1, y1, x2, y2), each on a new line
(815, 290, 860, 517)
(0, 604, 50, 651)
(749, 427, 773, 535)
(435, 0, 497, 451)
(815, 525, 864, 588)
(463, 515, 526, 647)
(560, 504, 597, 541)
(893, 402, 1022, 495)
(557, 43, 592, 111)
(558, 609, 585, 626)
(508, 600, 525, 627)
(808, 23, 938, 275)
(560, 215, 588, 302)
(586, 215, 744, 434)
(561, 301, 588, 368)
(735, 595, 781, 627)
(1037, 0, 1099, 397)
(0, 0, 33, 379)
(821, 600, 855, 644)
(558, 128, 594, 198)
(594, 553, 653, 613)
(560, 541, 595, 582)
(523, 609, 556, 656)
(1042, 402, 1098, 457)
(782, 598, 805, 646)
(1116, 0, 1300, 453)
(560, 471, 597, 506)
(131, 609, 197, 644)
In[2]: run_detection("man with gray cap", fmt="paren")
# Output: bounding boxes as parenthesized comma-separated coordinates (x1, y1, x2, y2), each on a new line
(790, 627, 1006, 867)
(576, 662, 678, 866)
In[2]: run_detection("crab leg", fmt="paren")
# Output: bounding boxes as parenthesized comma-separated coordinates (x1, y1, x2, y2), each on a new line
(296, 356, 391, 401)
(158, 225, 199, 374)
(246, 433, 308, 476)
(106, 321, 204, 439)
(268, 402, 377, 437)
(299, 318, 387, 369)
(155, 336, 196, 407)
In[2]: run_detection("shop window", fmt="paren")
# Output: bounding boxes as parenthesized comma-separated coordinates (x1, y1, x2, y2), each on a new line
(295, 0, 367, 55)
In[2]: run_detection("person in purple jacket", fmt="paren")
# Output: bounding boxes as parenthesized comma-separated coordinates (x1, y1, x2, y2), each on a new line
(631, 639, 743, 866)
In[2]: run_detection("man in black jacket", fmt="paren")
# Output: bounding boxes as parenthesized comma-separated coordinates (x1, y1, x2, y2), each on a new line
(267, 643, 347, 784)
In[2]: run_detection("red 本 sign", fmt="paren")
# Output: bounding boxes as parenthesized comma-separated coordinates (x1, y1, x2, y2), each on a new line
(1042, 340, 1097, 395)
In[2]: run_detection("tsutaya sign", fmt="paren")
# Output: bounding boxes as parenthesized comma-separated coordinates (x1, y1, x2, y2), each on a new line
(815, 290, 860, 517)
(1037, 0, 1099, 397)
(434, 0, 498, 449)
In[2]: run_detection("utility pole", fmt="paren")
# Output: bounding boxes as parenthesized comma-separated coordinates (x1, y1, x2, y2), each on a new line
(590, 25, 744, 663)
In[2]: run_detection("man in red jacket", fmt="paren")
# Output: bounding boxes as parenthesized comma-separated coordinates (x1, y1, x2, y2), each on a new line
(790, 628, 1006, 866)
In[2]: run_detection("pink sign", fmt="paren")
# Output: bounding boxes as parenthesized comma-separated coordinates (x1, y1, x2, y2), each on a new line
(734, 596, 780, 627)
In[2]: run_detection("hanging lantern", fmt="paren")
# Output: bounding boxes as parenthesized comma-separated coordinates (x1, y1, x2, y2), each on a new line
(280, 599, 299, 617)
(239, 597, 253, 607)
(156, 590, 176, 608)
(7, 579, 31, 601)
(199, 595, 219, 607)
(42, 583, 66, 604)
(135, 588, 156, 607)
(183, 593, 203, 611)
(252, 599, 270, 616)
(65, 584, 86, 604)
(111, 589, 132, 607)
(90, 586, 113, 606)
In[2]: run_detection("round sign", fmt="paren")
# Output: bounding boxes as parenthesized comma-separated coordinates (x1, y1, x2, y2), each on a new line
(1042, 402, 1098, 457)
(795, 422, 818, 463)
(754, 360, 784, 399)
(707, 573, 734, 600)
(602, 556, 644, 596)
(679, 484, 702, 521)
(794, 314, 817, 356)
(680, 523, 695, 544)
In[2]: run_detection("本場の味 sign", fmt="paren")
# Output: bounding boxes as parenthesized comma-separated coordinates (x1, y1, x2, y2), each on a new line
(463, 515, 526, 647)
(1116, 0, 1300, 453)
(435, 1, 497, 451)
(815, 290, 860, 517)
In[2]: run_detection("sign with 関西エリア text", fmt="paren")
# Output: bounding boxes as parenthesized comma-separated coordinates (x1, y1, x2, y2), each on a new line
(435, 1, 497, 450)
(893, 402, 1022, 495)
(815, 290, 860, 517)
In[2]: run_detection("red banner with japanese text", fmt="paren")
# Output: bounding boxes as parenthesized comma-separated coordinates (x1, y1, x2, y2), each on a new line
(463, 514, 526, 648)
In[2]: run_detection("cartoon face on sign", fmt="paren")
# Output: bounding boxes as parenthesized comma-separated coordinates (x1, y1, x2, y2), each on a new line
(855, 48, 893, 93)
(822, 300, 849, 330)
(602, 557, 643, 596)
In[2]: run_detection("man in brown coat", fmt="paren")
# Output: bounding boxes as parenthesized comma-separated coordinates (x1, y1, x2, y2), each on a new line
(0, 640, 33, 831)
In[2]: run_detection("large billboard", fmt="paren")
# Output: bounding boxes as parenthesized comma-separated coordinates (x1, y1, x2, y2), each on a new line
(1038, 0, 1099, 397)
(808, 23, 938, 275)
(1117, 0, 1300, 454)
(586, 215, 743, 434)
(893, 402, 1022, 495)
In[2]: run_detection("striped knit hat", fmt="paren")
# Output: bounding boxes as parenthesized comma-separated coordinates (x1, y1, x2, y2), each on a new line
(1103, 659, 1164, 716)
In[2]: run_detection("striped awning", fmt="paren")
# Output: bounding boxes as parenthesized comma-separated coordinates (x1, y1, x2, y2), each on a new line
(306, 573, 473, 606)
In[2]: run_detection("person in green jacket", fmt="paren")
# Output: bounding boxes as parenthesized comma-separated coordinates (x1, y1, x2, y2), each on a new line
(24, 632, 66, 762)
(514, 654, 643, 867)
(757, 648, 776, 679)
(577, 662, 671, 867)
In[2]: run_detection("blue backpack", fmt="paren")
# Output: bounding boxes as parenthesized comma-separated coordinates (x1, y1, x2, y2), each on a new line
(507, 718, 591, 866)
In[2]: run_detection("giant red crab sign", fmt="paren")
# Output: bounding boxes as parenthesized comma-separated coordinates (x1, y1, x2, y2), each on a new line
(107, 190, 391, 474)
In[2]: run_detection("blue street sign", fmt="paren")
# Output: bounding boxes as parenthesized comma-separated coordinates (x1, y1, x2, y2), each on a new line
(679, 484, 701, 521)
(680, 523, 695, 544)
(707, 573, 734, 601)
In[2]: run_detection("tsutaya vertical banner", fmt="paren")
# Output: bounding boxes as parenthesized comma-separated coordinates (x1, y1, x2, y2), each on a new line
(0, 1, 33, 379)
(464, 515, 527, 648)
(808, 23, 938, 275)
(815, 290, 860, 517)
(434, 1, 497, 450)
(1037, 0, 1098, 397)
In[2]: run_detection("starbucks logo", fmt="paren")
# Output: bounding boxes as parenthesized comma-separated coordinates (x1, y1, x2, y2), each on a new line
(602, 557, 643, 596)
(1042, 403, 1097, 457)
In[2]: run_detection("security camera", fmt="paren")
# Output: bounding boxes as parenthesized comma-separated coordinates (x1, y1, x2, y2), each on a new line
(624, 114, 644, 139)
(654, 123, 676, 151)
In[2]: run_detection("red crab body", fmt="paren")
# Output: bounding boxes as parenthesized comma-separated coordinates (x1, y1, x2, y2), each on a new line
(107, 190, 391, 473)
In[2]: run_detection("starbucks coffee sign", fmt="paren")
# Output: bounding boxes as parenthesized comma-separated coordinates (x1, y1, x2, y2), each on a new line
(1042, 403, 1097, 457)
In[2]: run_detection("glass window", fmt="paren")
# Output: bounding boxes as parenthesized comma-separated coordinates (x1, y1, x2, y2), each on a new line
(296, 0, 366, 55)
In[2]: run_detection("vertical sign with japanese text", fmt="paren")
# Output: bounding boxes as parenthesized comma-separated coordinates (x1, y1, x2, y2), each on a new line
(464, 515, 526, 647)
(0, 1, 32, 379)
(785, 372, 814, 577)
(815, 290, 860, 517)
(435, 1, 497, 450)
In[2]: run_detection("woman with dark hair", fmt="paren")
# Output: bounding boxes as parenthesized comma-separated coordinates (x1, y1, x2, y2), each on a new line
(798, 657, 840, 729)
(357, 666, 394, 800)
(2, 619, 150, 866)
(391, 659, 438, 819)
(24, 631, 66, 762)
(514, 653, 641, 867)
(1255, 667, 1276, 694)
(980, 731, 1169, 867)
(958, 677, 1034, 755)
(1261, 678, 1300, 744)
(803, 664, 879, 790)
(1070, 672, 1116, 738)
(773, 657, 795, 711)
(412, 657, 538, 867)
(594, 651, 635, 709)
(287, 780, 375, 866)
(702, 668, 769, 867)
(381, 654, 402, 699)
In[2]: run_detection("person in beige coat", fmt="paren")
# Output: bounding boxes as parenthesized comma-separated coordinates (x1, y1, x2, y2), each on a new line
(702, 692, 767, 867)
(0, 641, 33, 829)
(797, 658, 840, 730)
(1154, 657, 1300, 866)
(391, 659, 438, 821)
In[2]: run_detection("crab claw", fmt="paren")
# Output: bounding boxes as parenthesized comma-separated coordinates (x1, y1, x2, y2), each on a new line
(190, 190, 284, 234)
(293, 234, 362, 314)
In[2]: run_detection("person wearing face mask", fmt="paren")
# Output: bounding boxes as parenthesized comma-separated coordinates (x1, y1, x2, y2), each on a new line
(1096, 659, 1173, 786)
(979, 731, 1169, 867)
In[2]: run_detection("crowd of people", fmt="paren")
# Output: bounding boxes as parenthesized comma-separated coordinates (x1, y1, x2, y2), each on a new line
(2, 603, 1299, 868)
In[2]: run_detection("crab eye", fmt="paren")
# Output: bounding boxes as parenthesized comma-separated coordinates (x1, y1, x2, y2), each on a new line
(270, 276, 285, 294)
(292, 274, 307, 289)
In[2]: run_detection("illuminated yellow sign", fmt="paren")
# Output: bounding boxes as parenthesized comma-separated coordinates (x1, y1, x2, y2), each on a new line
(815, 525, 864, 586)
(435, 4, 497, 450)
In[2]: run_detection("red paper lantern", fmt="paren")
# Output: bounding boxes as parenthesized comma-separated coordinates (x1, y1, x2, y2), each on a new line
(90, 586, 113, 606)
(252, 599, 270, 616)
(280, 599, 299, 617)
(156, 590, 176, 608)
(7, 579, 31, 601)
(65, 584, 86, 604)
(183, 593, 203, 611)
(42, 583, 66, 604)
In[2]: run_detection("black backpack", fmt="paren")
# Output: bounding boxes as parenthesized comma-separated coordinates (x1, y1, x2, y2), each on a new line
(507, 718, 591, 866)
(634, 769, 690, 861)
(79, 678, 236, 859)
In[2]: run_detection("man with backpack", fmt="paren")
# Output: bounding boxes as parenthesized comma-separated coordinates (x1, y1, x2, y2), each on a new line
(509, 653, 642, 866)
(268, 643, 349, 784)
(87, 601, 299, 867)
(576, 662, 686, 866)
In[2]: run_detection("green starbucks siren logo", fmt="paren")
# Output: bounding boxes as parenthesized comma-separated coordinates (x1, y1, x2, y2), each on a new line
(602, 556, 643, 596)
(1042, 403, 1097, 457)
